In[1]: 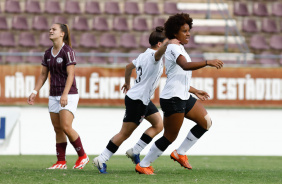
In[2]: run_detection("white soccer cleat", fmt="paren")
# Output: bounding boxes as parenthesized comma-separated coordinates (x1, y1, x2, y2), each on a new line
(126, 148, 140, 164)
(93, 157, 108, 174)
(47, 161, 67, 169)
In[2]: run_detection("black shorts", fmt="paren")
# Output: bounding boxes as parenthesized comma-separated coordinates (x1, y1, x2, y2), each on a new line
(160, 96, 197, 117)
(123, 95, 159, 125)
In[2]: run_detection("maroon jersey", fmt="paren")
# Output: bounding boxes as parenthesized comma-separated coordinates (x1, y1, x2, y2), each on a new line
(42, 43, 78, 96)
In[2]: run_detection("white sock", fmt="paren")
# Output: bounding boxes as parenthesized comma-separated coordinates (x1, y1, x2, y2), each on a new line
(140, 143, 163, 167)
(177, 131, 198, 155)
(133, 139, 147, 155)
(98, 148, 114, 163)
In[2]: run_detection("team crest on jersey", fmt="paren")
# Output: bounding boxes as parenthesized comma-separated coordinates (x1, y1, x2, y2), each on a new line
(56, 57, 63, 64)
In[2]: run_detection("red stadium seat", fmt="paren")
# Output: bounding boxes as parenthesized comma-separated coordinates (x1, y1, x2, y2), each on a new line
(88, 50, 108, 64)
(99, 33, 117, 48)
(72, 16, 89, 31)
(45, 0, 62, 14)
(104, 1, 120, 15)
(0, 16, 8, 30)
(272, 2, 282, 16)
(139, 33, 150, 48)
(0, 32, 16, 47)
(113, 17, 129, 31)
(25, 0, 41, 14)
(18, 32, 37, 47)
(6, 49, 23, 64)
(242, 18, 259, 33)
(261, 18, 278, 33)
(259, 51, 279, 66)
(65, 0, 81, 14)
(119, 33, 138, 49)
(253, 2, 268, 16)
(85, 1, 101, 14)
(26, 49, 42, 64)
(32, 16, 49, 31)
(12, 16, 29, 30)
(52, 16, 68, 24)
(5, 0, 21, 13)
(250, 34, 269, 50)
(79, 33, 98, 48)
(124, 1, 140, 15)
(92, 17, 109, 31)
(132, 17, 149, 31)
(39, 32, 52, 47)
(164, 2, 180, 15)
(269, 35, 282, 50)
(152, 17, 166, 28)
(233, 2, 249, 16)
(144, 2, 160, 15)
(108, 50, 128, 64)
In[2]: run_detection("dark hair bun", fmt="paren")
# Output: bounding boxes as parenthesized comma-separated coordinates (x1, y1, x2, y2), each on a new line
(155, 26, 164, 32)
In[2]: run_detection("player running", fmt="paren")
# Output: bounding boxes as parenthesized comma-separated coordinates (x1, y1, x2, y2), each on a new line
(27, 23, 89, 169)
(93, 27, 180, 174)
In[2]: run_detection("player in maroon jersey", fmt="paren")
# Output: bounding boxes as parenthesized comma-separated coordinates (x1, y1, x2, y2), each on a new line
(27, 23, 89, 169)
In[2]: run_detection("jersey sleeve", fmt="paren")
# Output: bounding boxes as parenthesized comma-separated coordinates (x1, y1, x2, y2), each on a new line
(65, 48, 77, 66)
(165, 44, 182, 63)
(41, 52, 48, 67)
(132, 58, 137, 66)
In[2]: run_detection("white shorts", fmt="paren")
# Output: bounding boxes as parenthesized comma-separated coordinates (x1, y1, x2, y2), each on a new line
(48, 94, 79, 118)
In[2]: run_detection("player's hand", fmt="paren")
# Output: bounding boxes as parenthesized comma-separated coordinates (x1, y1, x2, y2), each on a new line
(27, 93, 36, 105)
(194, 90, 210, 101)
(60, 94, 68, 107)
(168, 38, 180, 45)
(121, 83, 130, 94)
(207, 59, 224, 69)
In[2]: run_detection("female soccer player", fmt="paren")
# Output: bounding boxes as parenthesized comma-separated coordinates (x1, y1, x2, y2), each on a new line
(135, 13, 224, 175)
(93, 27, 180, 174)
(27, 23, 89, 169)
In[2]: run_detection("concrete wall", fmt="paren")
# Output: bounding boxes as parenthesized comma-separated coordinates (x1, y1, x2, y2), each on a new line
(1, 106, 282, 156)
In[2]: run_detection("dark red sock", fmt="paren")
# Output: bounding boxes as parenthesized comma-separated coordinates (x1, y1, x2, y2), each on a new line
(70, 136, 85, 157)
(56, 142, 67, 161)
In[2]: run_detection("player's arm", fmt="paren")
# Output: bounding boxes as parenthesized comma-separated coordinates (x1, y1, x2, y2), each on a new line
(121, 62, 136, 94)
(27, 66, 49, 105)
(154, 39, 180, 61)
(60, 64, 75, 107)
(177, 56, 224, 71)
(189, 86, 210, 101)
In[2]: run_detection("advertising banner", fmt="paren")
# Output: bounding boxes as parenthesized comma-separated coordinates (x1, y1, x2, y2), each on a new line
(0, 65, 281, 107)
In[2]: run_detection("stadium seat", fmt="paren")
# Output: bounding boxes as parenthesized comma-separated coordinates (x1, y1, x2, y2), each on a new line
(253, 2, 268, 16)
(108, 50, 128, 64)
(79, 33, 98, 48)
(113, 17, 129, 31)
(52, 16, 68, 24)
(269, 35, 282, 50)
(6, 49, 23, 64)
(85, 1, 101, 14)
(65, 0, 81, 14)
(233, 2, 249, 16)
(189, 51, 204, 62)
(99, 33, 117, 48)
(272, 2, 282, 16)
(39, 32, 52, 47)
(70, 34, 78, 48)
(132, 17, 149, 31)
(72, 16, 89, 31)
(119, 33, 138, 49)
(88, 50, 108, 64)
(144, 2, 160, 15)
(124, 1, 140, 15)
(18, 32, 37, 47)
(75, 51, 88, 64)
(5, 0, 21, 13)
(0, 16, 8, 30)
(139, 33, 150, 48)
(12, 16, 29, 30)
(261, 18, 278, 33)
(152, 17, 166, 28)
(104, 1, 121, 15)
(128, 49, 142, 63)
(0, 32, 16, 47)
(26, 49, 42, 64)
(92, 16, 109, 31)
(32, 16, 49, 31)
(164, 2, 180, 15)
(242, 18, 259, 33)
(25, 0, 41, 14)
(249, 34, 269, 50)
(259, 51, 279, 66)
(184, 36, 199, 49)
(45, 0, 62, 14)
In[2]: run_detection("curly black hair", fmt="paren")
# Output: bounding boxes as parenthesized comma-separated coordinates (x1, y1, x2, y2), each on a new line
(164, 13, 193, 39)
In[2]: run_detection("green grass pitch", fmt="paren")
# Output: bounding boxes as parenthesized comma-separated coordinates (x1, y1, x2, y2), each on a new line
(0, 155, 281, 184)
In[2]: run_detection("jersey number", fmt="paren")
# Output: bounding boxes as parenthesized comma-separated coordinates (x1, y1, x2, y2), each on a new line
(135, 66, 142, 83)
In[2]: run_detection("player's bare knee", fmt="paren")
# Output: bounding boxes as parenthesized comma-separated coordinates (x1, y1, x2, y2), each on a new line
(204, 114, 212, 130)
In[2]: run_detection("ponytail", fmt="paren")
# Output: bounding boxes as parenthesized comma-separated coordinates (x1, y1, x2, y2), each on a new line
(58, 23, 72, 48)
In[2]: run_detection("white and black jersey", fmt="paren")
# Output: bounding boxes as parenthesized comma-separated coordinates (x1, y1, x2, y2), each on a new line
(126, 48, 163, 105)
(160, 44, 192, 100)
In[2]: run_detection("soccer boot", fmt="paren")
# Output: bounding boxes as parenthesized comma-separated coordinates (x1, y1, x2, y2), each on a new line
(73, 153, 89, 169)
(170, 149, 192, 169)
(126, 148, 140, 164)
(93, 157, 108, 174)
(135, 163, 155, 175)
(47, 161, 67, 169)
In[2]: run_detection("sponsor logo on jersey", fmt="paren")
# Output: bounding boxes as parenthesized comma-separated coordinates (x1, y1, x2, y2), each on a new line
(56, 57, 63, 64)
(171, 50, 176, 58)
(47, 59, 51, 62)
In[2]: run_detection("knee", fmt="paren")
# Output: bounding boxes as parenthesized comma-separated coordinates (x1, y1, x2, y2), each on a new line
(62, 125, 72, 136)
(53, 125, 64, 134)
(153, 121, 163, 134)
(204, 114, 212, 130)
(163, 130, 178, 143)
